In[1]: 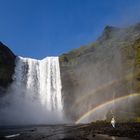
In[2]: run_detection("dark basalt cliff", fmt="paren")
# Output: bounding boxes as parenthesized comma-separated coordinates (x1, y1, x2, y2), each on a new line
(0, 42, 16, 92)
(60, 23, 140, 121)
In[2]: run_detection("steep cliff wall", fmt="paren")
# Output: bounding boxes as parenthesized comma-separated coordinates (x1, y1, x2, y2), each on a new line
(0, 42, 16, 92)
(60, 23, 140, 121)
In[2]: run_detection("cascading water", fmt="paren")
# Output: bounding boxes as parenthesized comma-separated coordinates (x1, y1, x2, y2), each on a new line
(14, 56, 63, 111)
(0, 56, 64, 125)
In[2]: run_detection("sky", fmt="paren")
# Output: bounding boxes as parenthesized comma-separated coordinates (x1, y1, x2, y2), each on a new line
(1, 0, 140, 59)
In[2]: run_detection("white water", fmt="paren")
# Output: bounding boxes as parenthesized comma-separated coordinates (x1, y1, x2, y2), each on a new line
(14, 56, 63, 111)
(0, 56, 64, 125)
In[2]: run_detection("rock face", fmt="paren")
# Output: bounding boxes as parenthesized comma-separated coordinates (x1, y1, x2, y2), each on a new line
(60, 23, 140, 122)
(0, 42, 16, 91)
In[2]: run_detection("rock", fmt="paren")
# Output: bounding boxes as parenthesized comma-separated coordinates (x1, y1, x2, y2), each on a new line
(97, 25, 120, 43)
(0, 42, 16, 89)
(59, 23, 140, 121)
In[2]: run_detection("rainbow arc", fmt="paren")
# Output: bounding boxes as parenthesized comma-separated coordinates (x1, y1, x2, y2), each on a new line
(75, 93, 140, 124)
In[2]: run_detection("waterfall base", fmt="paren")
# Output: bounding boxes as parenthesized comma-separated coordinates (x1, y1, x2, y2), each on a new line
(0, 56, 64, 125)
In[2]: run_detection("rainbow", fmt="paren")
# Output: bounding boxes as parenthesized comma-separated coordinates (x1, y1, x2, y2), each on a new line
(75, 93, 140, 124)
(71, 72, 135, 111)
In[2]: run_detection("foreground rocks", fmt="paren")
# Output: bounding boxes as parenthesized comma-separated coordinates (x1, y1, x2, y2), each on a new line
(0, 123, 139, 140)
(85, 122, 140, 139)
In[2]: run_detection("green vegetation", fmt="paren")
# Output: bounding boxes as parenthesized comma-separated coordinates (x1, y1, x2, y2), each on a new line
(59, 43, 97, 65)
(60, 23, 140, 122)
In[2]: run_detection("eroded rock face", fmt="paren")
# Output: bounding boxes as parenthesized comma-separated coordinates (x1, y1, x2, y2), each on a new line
(0, 42, 16, 90)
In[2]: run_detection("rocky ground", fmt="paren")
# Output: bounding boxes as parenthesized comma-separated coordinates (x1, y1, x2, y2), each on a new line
(0, 123, 140, 140)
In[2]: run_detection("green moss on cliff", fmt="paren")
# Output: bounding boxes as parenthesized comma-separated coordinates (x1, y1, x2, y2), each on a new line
(60, 23, 140, 122)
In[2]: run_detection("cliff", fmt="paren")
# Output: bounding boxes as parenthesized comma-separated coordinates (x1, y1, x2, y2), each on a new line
(0, 42, 16, 92)
(60, 23, 140, 121)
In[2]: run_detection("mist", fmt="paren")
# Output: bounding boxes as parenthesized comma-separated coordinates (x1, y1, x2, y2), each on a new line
(61, 24, 140, 123)
(0, 89, 63, 125)
(0, 56, 66, 125)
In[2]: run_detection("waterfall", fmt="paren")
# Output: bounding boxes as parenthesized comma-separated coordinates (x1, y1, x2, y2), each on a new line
(13, 57, 62, 111)
(0, 56, 63, 125)
(14, 56, 63, 111)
